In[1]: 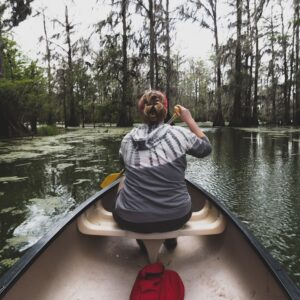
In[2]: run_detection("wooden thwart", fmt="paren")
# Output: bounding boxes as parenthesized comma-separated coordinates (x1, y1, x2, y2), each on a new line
(77, 200, 226, 263)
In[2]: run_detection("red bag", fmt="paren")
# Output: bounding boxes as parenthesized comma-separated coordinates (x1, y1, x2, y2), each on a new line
(130, 262, 184, 300)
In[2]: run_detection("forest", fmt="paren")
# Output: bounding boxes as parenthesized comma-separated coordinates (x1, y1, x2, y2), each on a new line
(0, 0, 300, 138)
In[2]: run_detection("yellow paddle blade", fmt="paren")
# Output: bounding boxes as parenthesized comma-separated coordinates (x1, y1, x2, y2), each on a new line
(100, 172, 122, 189)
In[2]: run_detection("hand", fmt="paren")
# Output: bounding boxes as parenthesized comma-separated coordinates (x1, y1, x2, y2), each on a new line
(175, 105, 193, 124)
(174, 105, 206, 138)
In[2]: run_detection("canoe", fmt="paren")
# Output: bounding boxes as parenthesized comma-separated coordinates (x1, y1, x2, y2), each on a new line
(0, 179, 299, 300)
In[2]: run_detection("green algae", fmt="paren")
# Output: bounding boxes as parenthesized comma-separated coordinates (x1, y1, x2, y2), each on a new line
(0, 127, 130, 164)
(1, 206, 24, 216)
(0, 176, 28, 183)
(5, 235, 31, 251)
(0, 258, 19, 268)
(74, 166, 96, 172)
(73, 179, 91, 185)
(0, 207, 15, 214)
(56, 163, 74, 171)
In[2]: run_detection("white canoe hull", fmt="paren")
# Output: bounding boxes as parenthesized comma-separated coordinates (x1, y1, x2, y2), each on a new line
(0, 180, 299, 299)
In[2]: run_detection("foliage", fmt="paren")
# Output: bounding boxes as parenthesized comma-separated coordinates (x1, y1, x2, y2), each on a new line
(37, 125, 62, 136)
(0, 37, 51, 137)
(1, 0, 300, 137)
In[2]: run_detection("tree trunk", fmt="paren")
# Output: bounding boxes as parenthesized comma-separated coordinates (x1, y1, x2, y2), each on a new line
(65, 6, 78, 127)
(30, 116, 37, 134)
(212, 0, 225, 126)
(0, 24, 4, 78)
(81, 97, 85, 128)
(270, 10, 277, 125)
(117, 0, 132, 127)
(149, 0, 155, 88)
(243, 0, 253, 126)
(295, 0, 300, 125)
(252, 1, 260, 126)
(229, 0, 243, 127)
(165, 0, 172, 120)
(154, 31, 159, 88)
(42, 10, 55, 125)
(288, 14, 295, 123)
(280, 2, 290, 125)
(43, 11, 51, 95)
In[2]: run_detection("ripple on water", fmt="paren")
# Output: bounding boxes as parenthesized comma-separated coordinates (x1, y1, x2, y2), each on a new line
(8, 195, 76, 252)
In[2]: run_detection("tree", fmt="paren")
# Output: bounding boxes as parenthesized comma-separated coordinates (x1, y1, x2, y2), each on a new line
(278, 0, 291, 125)
(177, 58, 211, 121)
(165, 0, 171, 114)
(242, 0, 254, 125)
(96, 0, 133, 126)
(245, 0, 269, 126)
(135, 0, 156, 88)
(64, 5, 78, 126)
(229, 0, 243, 127)
(118, 0, 132, 126)
(0, 0, 34, 77)
(0, 39, 48, 137)
(38, 8, 56, 125)
(23, 61, 48, 134)
(51, 5, 79, 127)
(265, 6, 279, 124)
(180, 0, 225, 126)
(294, 0, 300, 125)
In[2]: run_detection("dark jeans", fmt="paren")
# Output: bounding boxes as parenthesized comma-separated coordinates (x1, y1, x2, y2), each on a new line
(112, 209, 192, 234)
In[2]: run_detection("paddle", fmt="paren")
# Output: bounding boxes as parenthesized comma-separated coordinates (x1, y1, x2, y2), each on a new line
(100, 169, 125, 189)
(99, 105, 181, 189)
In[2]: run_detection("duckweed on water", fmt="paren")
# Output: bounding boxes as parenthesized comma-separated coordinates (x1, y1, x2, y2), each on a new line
(6, 235, 36, 252)
(0, 176, 28, 183)
(0, 207, 15, 214)
(0, 152, 41, 163)
(0, 207, 23, 216)
(0, 258, 19, 268)
(75, 166, 97, 173)
(56, 163, 74, 171)
(0, 127, 130, 163)
(73, 179, 91, 185)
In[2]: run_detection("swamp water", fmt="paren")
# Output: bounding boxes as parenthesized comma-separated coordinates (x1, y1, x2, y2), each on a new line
(0, 126, 300, 287)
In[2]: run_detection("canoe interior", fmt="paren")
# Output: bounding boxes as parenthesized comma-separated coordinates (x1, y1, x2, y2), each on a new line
(2, 182, 296, 299)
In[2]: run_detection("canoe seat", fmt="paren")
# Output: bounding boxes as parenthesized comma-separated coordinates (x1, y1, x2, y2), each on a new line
(77, 200, 226, 263)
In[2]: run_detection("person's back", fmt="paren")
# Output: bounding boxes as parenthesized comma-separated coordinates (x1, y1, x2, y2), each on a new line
(113, 90, 212, 236)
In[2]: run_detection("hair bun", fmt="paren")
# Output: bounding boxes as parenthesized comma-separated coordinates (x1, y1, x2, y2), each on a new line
(138, 90, 167, 124)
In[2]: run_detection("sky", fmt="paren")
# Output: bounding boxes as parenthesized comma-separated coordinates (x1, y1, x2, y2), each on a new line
(10, 0, 294, 67)
(11, 0, 218, 63)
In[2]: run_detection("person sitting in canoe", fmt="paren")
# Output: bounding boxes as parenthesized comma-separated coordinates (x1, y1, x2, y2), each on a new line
(113, 90, 212, 250)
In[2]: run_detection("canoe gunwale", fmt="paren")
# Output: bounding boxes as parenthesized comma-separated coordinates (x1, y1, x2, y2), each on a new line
(188, 180, 300, 300)
(0, 179, 299, 299)
(0, 180, 120, 298)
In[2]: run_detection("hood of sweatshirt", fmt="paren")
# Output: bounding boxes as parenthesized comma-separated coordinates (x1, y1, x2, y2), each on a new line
(130, 123, 169, 150)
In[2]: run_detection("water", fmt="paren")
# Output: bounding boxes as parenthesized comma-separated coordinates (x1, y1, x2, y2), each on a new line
(0, 126, 300, 286)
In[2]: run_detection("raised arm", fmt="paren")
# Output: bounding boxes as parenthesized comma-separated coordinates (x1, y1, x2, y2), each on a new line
(175, 105, 206, 139)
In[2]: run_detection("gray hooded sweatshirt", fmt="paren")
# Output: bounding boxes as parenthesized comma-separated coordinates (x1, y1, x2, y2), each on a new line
(115, 123, 212, 223)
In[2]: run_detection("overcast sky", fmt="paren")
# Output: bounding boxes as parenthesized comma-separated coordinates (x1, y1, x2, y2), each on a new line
(12, 0, 220, 63)
(11, 0, 294, 67)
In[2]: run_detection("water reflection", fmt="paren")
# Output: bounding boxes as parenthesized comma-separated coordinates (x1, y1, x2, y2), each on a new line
(0, 126, 300, 286)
